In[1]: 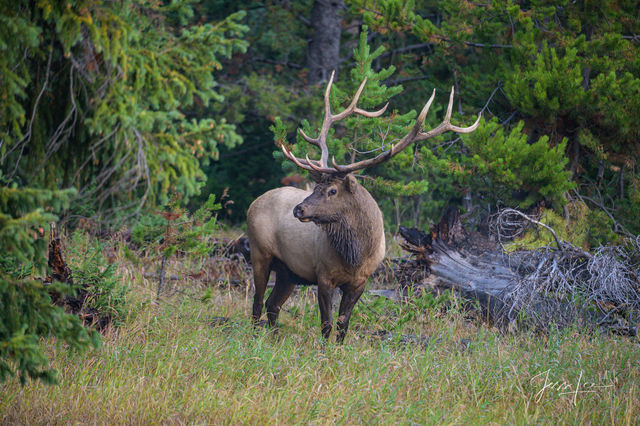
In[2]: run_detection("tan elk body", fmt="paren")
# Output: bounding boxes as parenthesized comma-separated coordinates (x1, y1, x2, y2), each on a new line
(247, 71, 480, 342)
(247, 175, 385, 341)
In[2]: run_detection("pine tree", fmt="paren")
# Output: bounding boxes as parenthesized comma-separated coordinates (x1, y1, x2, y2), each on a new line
(0, 0, 250, 385)
(271, 27, 443, 229)
(462, 119, 574, 209)
(1, 0, 248, 220)
(0, 176, 99, 385)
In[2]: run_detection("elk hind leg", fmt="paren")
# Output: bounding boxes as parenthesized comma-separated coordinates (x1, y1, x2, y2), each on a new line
(251, 254, 272, 324)
(265, 260, 296, 330)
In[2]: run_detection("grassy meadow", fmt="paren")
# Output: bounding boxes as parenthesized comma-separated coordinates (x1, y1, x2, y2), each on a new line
(1, 241, 639, 424)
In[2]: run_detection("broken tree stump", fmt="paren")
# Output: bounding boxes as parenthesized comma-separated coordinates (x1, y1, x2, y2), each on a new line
(45, 223, 110, 330)
(398, 217, 515, 328)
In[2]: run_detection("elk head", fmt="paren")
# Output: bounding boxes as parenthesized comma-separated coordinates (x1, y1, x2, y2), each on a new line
(293, 173, 374, 266)
(293, 174, 359, 224)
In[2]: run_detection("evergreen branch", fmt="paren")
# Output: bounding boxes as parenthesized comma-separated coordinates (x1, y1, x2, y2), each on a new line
(339, 32, 376, 65)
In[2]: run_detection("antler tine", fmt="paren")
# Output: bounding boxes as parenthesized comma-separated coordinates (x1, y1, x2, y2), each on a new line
(354, 102, 389, 118)
(305, 154, 327, 172)
(293, 71, 391, 171)
(334, 77, 390, 120)
(287, 71, 338, 170)
(309, 70, 338, 168)
(298, 128, 320, 146)
(412, 87, 481, 141)
(449, 112, 482, 133)
(444, 86, 454, 123)
(418, 89, 437, 124)
(324, 70, 336, 116)
(331, 156, 340, 170)
(280, 143, 337, 173)
(333, 77, 367, 120)
(280, 143, 310, 170)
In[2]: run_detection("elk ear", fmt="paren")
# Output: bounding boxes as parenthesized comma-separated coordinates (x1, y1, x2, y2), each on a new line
(344, 174, 358, 193)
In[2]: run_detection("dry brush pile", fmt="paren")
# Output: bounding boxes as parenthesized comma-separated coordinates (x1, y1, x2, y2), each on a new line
(494, 209, 640, 333)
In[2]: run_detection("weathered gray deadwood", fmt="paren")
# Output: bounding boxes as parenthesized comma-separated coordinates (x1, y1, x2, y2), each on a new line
(396, 208, 640, 335)
(396, 211, 516, 329)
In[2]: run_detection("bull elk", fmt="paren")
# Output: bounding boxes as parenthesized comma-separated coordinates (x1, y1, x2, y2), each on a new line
(247, 71, 481, 342)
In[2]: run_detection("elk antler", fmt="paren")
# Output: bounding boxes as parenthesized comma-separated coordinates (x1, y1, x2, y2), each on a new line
(280, 71, 481, 174)
(281, 70, 388, 173)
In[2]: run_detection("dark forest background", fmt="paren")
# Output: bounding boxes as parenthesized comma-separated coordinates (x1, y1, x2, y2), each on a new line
(3, 0, 640, 241)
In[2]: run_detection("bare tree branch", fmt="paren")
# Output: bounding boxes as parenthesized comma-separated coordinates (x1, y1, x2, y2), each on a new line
(572, 189, 633, 237)
(480, 83, 502, 115)
(383, 75, 431, 86)
(494, 208, 566, 252)
(3, 43, 54, 176)
(377, 43, 430, 59)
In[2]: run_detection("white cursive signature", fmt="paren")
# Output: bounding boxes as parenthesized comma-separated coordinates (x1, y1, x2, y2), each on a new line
(531, 369, 616, 405)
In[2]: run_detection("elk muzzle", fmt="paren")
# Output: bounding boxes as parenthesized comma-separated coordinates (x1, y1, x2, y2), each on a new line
(293, 204, 310, 222)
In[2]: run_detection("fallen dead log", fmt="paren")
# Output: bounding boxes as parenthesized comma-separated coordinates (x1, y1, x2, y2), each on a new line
(396, 208, 640, 336)
(391, 207, 518, 327)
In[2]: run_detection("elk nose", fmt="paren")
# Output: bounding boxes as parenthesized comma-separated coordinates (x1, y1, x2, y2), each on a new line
(293, 205, 304, 218)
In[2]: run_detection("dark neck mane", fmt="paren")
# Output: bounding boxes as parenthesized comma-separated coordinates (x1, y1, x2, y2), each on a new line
(320, 205, 379, 267)
(322, 219, 363, 266)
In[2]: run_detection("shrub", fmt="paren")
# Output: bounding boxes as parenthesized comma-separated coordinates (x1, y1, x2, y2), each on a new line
(67, 232, 130, 328)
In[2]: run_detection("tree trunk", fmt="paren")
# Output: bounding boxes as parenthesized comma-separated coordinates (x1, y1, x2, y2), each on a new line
(306, 0, 344, 85)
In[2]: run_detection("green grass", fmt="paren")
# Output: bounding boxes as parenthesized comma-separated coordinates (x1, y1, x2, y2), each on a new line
(1, 255, 639, 424)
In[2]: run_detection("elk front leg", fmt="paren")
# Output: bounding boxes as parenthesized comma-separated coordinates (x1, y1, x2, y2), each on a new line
(317, 280, 335, 340)
(336, 283, 366, 343)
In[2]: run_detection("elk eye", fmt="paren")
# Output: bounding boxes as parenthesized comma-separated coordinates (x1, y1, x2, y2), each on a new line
(328, 188, 337, 196)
